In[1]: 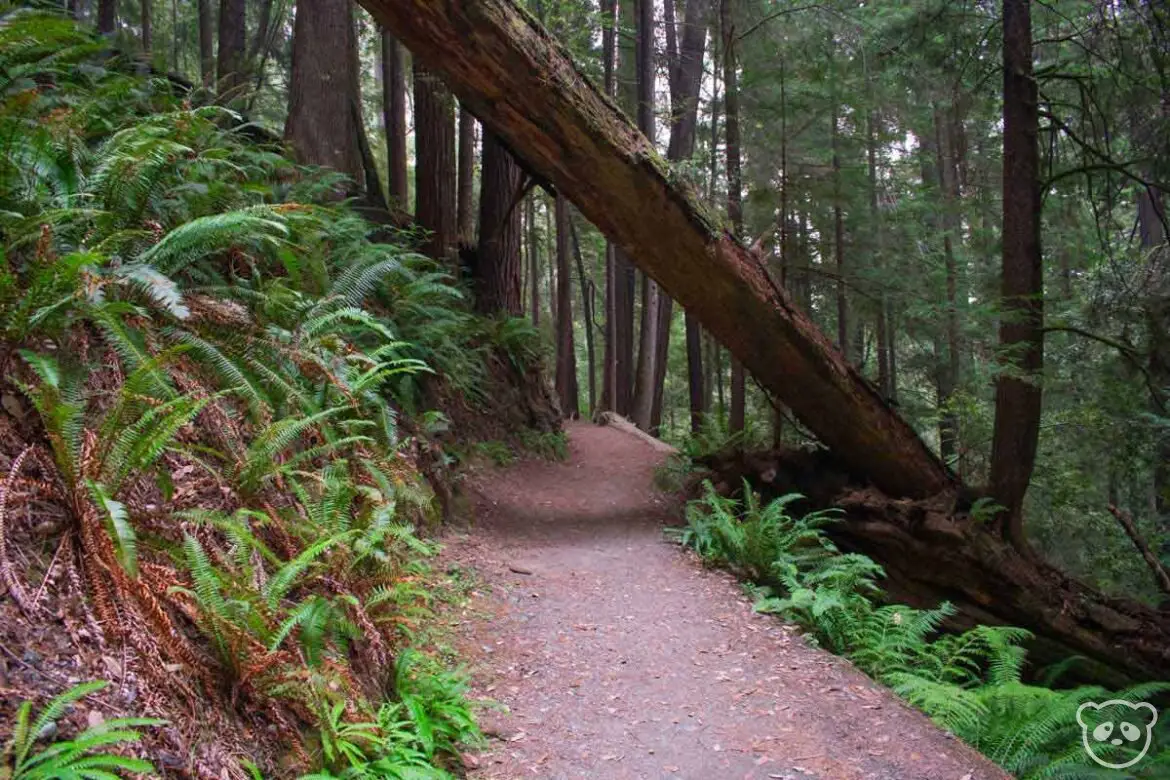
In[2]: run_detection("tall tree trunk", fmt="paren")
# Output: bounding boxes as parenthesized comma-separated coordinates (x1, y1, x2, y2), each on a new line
(358, 0, 953, 499)
(527, 195, 540, 327)
(217, 0, 247, 103)
(831, 90, 847, 357)
(600, 0, 619, 414)
(414, 65, 458, 261)
(613, 0, 638, 418)
(571, 220, 598, 415)
(935, 106, 965, 475)
(475, 131, 524, 315)
(250, 0, 274, 63)
(97, 0, 115, 34)
(458, 108, 477, 242)
(868, 111, 890, 400)
(197, 0, 214, 87)
(654, 0, 711, 434)
(284, 0, 364, 189)
(382, 32, 409, 208)
(990, 0, 1043, 553)
(630, 0, 659, 431)
(722, 0, 746, 435)
(141, 0, 152, 53)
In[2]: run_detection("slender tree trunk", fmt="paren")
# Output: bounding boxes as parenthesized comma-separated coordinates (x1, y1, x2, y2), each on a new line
(250, 0, 274, 64)
(571, 219, 598, 414)
(171, 0, 179, 71)
(935, 106, 965, 475)
(458, 108, 477, 242)
(141, 0, 152, 53)
(197, 0, 214, 87)
(284, 0, 364, 189)
(990, 0, 1044, 553)
(68, 0, 81, 21)
(475, 131, 524, 315)
(527, 195, 540, 327)
(653, 0, 711, 433)
(831, 92, 848, 356)
(722, 0, 746, 435)
(97, 0, 115, 34)
(382, 32, 409, 208)
(598, 0, 619, 414)
(867, 109, 890, 399)
(630, 0, 659, 431)
(414, 65, 458, 261)
(217, 0, 247, 103)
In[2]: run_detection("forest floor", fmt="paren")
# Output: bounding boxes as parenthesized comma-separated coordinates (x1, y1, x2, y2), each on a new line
(441, 421, 1010, 780)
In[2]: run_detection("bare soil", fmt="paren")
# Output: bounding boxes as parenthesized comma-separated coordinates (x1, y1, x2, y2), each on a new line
(442, 421, 1011, 780)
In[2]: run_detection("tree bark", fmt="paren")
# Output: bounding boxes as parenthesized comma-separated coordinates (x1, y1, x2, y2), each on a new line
(555, 197, 579, 417)
(990, 0, 1044, 552)
(284, 0, 364, 189)
(216, 0, 247, 103)
(721, 0, 746, 435)
(654, 0, 711, 434)
(197, 0, 214, 88)
(599, 0, 619, 415)
(630, 0, 659, 432)
(140, 0, 152, 53)
(831, 93, 847, 357)
(935, 106, 963, 474)
(571, 219, 598, 415)
(414, 65, 458, 262)
(382, 32, 409, 208)
(458, 108, 477, 242)
(527, 195, 540, 327)
(475, 131, 524, 316)
(97, 0, 115, 34)
(357, 0, 953, 499)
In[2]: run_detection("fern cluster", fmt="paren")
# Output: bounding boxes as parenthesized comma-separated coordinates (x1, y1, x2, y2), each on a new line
(0, 9, 487, 776)
(672, 482, 1170, 778)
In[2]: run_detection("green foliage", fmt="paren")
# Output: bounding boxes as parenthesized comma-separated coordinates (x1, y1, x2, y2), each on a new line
(0, 13, 490, 776)
(671, 486, 1170, 778)
(2, 681, 164, 779)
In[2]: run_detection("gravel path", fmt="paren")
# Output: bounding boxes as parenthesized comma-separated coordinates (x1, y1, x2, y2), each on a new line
(445, 421, 1010, 780)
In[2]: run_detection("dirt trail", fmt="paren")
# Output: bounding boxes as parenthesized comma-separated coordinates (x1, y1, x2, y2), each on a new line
(446, 422, 1009, 780)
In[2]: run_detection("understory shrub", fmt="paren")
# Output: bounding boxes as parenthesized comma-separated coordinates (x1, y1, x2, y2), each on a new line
(670, 481, 1170, 778)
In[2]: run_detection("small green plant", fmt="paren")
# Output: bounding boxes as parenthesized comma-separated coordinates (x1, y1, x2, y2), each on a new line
(516, 429, 568, 461)
(2, 681, 164, 779)
(670, 485, 1170, 778)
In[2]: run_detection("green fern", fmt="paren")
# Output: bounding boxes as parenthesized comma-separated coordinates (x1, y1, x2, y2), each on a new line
(2, 680, 164, 779)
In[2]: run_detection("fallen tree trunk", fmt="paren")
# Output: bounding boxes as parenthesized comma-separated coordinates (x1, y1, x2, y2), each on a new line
(354, 0, 1170, 681)
(703, 448, 1170, 682)
(354, 0, 952, 501)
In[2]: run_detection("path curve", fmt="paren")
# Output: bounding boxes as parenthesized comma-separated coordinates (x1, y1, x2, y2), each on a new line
(446, 422, 1009, 780)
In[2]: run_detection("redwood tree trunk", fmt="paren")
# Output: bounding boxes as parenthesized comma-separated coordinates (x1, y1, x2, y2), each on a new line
(458, 108, 477, 242)
(475, 131, 524, 316)
(555, 195, 580, 417)
(97, 0, 115, 34)
(600, 0, 619, 415)
(382, 32, 409, 207)
(656, 0, 710, 434)
(990, 0, 1044, 553)
(197, 0, 214, 87)
(356, 0, 953, 499)
(216, 0, 247, 102)
(284, 0, 364, 189)
(722, 0, 746, 435)
(630, 0, 659, 432)
(141, 0, 152, 53)
(414, 65, 457, 261)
